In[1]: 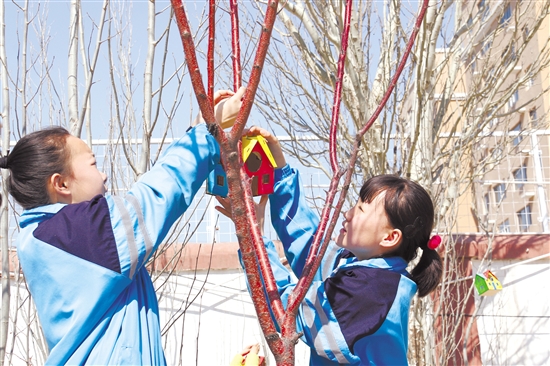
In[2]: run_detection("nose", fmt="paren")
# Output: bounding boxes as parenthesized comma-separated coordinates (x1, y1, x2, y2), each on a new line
(342, 209, 350, 220)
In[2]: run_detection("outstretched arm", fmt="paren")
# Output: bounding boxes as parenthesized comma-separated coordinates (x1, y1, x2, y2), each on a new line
(112, 89, 244, 279)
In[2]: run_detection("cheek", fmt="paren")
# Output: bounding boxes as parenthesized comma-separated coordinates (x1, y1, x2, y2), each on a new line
(350, 219, 368, 238)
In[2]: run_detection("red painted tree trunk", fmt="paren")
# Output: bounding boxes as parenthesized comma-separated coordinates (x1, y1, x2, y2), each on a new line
(170, 0, 430, 364)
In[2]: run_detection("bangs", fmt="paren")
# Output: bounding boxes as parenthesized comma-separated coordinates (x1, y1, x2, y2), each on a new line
(359, 175, 403, 204)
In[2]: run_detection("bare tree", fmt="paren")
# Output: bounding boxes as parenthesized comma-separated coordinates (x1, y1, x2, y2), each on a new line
(1, 0, 11, 362)
(68, 0, 79, 135)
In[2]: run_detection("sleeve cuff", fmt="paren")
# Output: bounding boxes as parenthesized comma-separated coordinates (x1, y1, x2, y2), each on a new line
(274, 164, 293, 183)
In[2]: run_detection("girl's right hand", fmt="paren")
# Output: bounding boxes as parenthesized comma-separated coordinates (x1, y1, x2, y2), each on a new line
(191, 87, 246, 129)
(244, 126, 286, 169)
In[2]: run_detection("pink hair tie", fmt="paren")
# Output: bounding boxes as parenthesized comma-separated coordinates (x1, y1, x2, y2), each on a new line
(427, 235, 441, 250)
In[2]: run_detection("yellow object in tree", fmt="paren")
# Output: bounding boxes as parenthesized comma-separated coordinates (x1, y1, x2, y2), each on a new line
(229, 352, 260, 366)
(230, 344, 264, 366)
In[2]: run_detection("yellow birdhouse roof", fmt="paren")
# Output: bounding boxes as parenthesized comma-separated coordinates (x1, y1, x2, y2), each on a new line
(241, 135, 278, 168)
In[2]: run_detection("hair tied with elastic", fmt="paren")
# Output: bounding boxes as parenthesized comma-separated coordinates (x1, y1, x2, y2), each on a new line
(427, 235, 441, 250)
(0, 151, 9, 169)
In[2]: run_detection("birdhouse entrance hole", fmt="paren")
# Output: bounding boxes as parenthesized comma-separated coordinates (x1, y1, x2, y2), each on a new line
(246, 152, 262, 173)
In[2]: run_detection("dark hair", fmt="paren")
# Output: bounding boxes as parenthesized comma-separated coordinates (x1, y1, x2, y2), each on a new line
(1, 127, 72, 210)
(359, 174, 442, 297)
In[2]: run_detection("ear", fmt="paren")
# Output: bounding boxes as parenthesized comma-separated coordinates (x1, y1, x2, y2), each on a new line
(48, 173, 72, 204)
(380, 228, 402, 251)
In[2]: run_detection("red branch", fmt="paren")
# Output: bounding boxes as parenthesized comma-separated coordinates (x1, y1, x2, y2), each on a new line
(171, 0, 215, 124)
(171, 0, 290, 363)
(230, 0, 242, 90)
(359, 0, 430, 136)
(329, 0, 353, 174)
(229, 0, 279, 140)
(207, 0, 216, 105)
(226, 0, 285, 322)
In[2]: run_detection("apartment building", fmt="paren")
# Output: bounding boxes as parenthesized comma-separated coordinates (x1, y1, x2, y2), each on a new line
(465, 0, 550, 235)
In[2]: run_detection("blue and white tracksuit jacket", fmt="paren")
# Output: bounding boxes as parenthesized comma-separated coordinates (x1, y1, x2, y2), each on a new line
(16, 124, 219, 365)
(262, 165, 418, 365)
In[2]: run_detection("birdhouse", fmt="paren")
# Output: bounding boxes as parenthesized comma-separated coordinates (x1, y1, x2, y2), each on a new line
(474, 270, 503, 296)
(242, 135, 278, 196)
(206, 161, 228, 198)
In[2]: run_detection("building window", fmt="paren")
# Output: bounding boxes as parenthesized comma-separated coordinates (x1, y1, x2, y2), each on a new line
(529, 108, 537, 122)
(487, 106, 498, 127)
(490, 146, 504, 161)
(502, 44, 516, 66)
(484, 193, 490, 213)
(485, 67, 496, 84)
(478, 0, 485, 11)
(498, 219, 511, 233)
(500, 4, 512, 25)
(482, 40, 492, 56)
(478, 0, 489, 20)
(517, 205, 532, 232)
(471, 57, 477, 73)
(512, 122, 522, 146)
(493, 183, 506, 202)
(508, 89, 519, 109)
(513, 164, 527, 192)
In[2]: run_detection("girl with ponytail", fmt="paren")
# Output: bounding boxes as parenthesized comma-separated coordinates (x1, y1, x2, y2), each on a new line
(0, 88, 245, 365)
(217, 126, 443, 366)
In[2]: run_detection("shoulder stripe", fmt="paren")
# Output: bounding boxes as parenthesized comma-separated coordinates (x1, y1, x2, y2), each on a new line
(126, 194, 153, 261)
(321, 244, 339, 280)
(302, 288, 352, 364)
(112, 196, 138, 279)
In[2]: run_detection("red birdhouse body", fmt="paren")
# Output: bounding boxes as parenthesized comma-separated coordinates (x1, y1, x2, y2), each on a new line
(242, 136, 277, 196)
